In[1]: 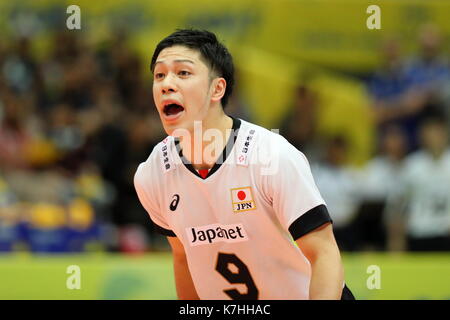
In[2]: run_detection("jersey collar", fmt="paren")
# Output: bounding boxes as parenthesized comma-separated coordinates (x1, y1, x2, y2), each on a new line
(174, 116, 242, 180)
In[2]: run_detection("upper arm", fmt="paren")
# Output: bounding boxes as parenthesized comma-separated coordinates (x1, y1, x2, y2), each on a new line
(295, 222, 340, 263)
(134, 162, 177, 236)
(267, 138, 331, 240)
(167, 236, 186, 257)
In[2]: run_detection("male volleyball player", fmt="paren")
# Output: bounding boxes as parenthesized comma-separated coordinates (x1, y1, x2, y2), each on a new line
(134, 29, 354, 300)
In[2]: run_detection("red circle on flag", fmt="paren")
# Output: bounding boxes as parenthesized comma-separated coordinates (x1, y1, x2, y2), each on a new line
(237, 191, 246, 201)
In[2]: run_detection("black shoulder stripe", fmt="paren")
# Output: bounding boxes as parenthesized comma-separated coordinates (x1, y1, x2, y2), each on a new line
(288, 204, 332, 241)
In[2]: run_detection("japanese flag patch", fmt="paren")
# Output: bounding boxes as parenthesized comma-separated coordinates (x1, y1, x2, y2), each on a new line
(230, 187, 257, 213)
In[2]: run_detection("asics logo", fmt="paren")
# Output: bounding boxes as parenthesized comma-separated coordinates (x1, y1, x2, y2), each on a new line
(170, 194, 180, 211)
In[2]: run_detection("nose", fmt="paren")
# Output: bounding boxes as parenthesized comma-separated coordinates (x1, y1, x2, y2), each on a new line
(161, 74, 177, 95)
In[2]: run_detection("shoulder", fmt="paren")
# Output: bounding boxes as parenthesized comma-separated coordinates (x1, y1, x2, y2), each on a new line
(240, 119, 300, 154)
(239, 119, 310, 175)
(134, 136, 175, 188)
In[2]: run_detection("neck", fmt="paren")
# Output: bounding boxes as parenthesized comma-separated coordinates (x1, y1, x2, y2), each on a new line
(180, 105, 233, 170)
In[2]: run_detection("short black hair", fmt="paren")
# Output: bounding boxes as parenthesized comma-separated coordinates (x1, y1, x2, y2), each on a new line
(150, 29, 234, 108)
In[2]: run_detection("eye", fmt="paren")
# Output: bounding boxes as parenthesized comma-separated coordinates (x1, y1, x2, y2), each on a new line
(154, 72, 165, 80)
(178, 70, 191, 77)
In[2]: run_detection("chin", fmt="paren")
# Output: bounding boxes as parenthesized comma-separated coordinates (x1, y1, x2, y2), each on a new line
(163, 124, 177, 137)
(164, 121, 191, 138)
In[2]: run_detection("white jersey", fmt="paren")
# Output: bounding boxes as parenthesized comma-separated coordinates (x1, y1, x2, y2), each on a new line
(399, 150, 450, 238)
(134, 118, 333, 300)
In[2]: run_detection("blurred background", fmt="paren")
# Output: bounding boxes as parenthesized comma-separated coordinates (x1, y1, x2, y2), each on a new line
(0, 0, 449, 299)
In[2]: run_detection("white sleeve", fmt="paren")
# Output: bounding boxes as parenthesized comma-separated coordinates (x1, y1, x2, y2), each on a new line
(134, 161, 176, 237)
(267, 138, 331, 240)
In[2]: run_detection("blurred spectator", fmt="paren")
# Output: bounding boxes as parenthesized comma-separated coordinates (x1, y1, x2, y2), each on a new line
(47, 103, 83, 155)
(0, 176, 23, 252)
(118, 224, 150, 254)
(404, 24, 450, 126)
(97, 30, 152, 112)
(78, 108, 128, 227)
(22, 202, 71, 253)
(66, 197, 102, 252)
(355, 125, 408, 250)
(59, 51, 98, 110)
(0, 29, 168, 253)
(1, 37, 43, 103)
(0, 30, 174, 252)
(386, 115, 450, 251)
(225, 71, 254, 122)
(281, 83, 321, 161)
(118, 113, 167, 250)
(1, 166, 114, 253)
(369, 26, 450, 152)
(226, 88, 253, 121)
(368, 36, 424, 152)
(311, 136, 363, 251)
(0, 93, 32, 170)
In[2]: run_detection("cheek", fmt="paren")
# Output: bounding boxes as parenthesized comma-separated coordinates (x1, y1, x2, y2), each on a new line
(152, 84, 160, 99)
(185, 79, 211, 102)
(152, 85, 165, 110)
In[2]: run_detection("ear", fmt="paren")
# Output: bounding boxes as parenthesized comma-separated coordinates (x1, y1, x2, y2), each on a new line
(210, 77, 226, 103)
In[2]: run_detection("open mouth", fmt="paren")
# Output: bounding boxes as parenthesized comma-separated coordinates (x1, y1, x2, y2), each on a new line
(163, 103, 185, 117)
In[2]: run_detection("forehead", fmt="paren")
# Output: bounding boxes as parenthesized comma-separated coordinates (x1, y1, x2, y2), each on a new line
(155, 45, 207, 68)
